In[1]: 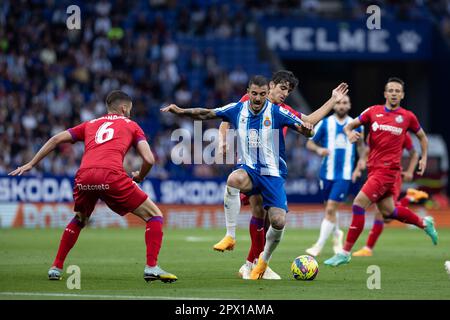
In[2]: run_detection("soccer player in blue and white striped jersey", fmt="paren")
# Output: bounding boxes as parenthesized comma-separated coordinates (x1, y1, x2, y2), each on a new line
(305, 95, 367, 257)
(162, 76, 349, 279)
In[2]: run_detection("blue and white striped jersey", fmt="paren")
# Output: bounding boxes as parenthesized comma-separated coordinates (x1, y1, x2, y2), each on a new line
(311, 115, 363, 181)
(214, 99, 303, 177)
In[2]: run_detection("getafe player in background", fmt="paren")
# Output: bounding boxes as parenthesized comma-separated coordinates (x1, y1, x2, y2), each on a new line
(352, 132, 429, 257)
(324, 77, 438, 267)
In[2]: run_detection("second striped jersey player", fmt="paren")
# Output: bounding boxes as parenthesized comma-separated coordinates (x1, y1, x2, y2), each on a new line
(305, 94, 366, 257)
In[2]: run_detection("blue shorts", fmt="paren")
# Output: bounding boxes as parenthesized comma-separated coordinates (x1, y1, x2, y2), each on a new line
(319, 179, 351, 203)
(237, 165, 288, 212)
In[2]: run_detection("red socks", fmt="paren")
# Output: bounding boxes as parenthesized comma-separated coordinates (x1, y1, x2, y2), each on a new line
(391, 206, 424, 228)
(343, 205, 365, 252)
(52, 217, 84, 269)
(366, 220, 384, 249)
(53, 216, 165, 269)
(397, 196, 410, 207)
(247, 217, 265, 263)
(145, 216, 163, 267)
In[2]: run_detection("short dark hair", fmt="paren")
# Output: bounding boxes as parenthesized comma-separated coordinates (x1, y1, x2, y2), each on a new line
(385, 77, 405, 91)
(248, 75, 269, 88)
(105, 90, 132, 111)
(271, 70, 299, 91)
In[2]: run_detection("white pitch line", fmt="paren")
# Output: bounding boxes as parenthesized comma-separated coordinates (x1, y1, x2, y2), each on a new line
(0, 292, 222, 300)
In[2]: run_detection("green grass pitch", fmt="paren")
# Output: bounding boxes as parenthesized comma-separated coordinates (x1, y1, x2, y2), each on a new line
(1, 227, 449, 300)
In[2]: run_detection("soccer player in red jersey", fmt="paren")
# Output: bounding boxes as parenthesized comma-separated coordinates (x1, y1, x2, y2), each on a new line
(9, 90, 177, 282)
(324, 77, 438, 267)
(213, 70, 347, 279)
(352, 132, 429, 256)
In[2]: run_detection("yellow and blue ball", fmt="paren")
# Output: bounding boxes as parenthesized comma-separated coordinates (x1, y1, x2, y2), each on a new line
(291, 255, 319, 280)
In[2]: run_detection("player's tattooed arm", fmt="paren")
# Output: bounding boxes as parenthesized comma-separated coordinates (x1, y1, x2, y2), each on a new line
(301, 83, 349, 125)
(160, 104, 219, 120)
(8, 131, 73, 176)
(344, 118, 362, 143)
(414, 128, 428, 176)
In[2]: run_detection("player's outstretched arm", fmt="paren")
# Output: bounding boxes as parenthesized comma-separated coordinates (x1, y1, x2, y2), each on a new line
(132, 140, 155, 183)
(306, 140, 329, 157)
(402, 148, 419, 182)
(8, 131, 73, 176)
(414, 129, 428, 176)
(301, 83, 349, 125)
(160, 104, 219, 120)
(344, 118, 363, 143)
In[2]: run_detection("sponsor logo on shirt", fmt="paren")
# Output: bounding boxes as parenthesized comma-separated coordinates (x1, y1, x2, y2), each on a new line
(395, 115, 404, 123)
(248, 129, 260, 148)
(371, 121, 403, 135)
(77, 183, 110, 190)
(279, 106, 300, 122)
(335, 133, 347, 149)
(375, 114, 384, 117)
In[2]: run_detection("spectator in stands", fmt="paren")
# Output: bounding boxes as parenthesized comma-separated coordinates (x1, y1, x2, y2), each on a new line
(1, 0, 445, 181)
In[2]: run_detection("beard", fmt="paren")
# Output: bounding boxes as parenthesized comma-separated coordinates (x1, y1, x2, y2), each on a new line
(336, 110, 347, 118)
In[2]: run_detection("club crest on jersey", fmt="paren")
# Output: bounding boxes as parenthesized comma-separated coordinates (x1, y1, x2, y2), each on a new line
(264, 118, 272, 127)
(395, 115, 404, 123)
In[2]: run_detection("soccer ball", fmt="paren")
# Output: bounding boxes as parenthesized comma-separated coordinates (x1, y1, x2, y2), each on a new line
(291, 255, 319, 280)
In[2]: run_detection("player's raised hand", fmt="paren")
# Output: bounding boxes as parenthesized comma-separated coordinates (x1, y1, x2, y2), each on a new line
(332, 83, 349, 102)
(160, 104, 183, 114)
(8, 163, 33, 176)
(417, 157, 427, 176)
(347, 130, 361, 143)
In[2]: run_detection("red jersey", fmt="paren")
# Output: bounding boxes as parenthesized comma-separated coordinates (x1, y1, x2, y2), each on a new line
(359, 105, 421, 171)
(239, 94, 301, 136)
(403, 132, 414, 151)
(68, 114, 147, 172)
(368, 132, 414, 151)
